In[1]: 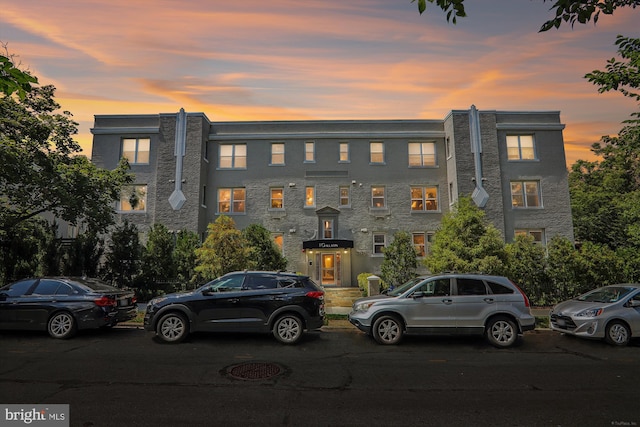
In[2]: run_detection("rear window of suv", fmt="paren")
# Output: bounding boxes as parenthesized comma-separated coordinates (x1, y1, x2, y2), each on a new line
(487, 281, 515, 295)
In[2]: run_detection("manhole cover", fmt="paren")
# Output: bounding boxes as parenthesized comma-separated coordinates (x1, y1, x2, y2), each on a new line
(225, 362, 284, 381)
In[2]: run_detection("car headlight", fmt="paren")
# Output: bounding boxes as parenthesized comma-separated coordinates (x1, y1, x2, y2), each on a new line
(148, 297, 167, 307)
(576, 308, 603, 317)
(353, 301, 376, 312)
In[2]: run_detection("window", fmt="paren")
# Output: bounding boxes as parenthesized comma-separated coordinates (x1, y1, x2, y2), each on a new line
(339, 142, 350, 162)
(219, 144, 246, 169)
(515, 229, 546, 245)
(271, 143, 285, 165)
(370, 141, 384, 164)
(510, 181, 541, 208)
(218, 188, 246, 213)
(272, 233, 284, 254)
(408, 142, 436, 167)
(202, 185, 207, 207)
(33, 280, 62, 295)
(373, 233, 386, 254)
(323, 220, 334, 239)
(457, 278, 487, 295)
(412, 232, 435, 257)
(119, 185, 147, 212)
(445, 137, 451, 159)
(339, 186, 350, 207)
(270, 187, 284, 209)
(305, 141, 315, 162)
(305, 186, 315, 207)
(371, 186, 385, 208)
(122, 138, 150, 164)
(411, 186, 438, 211)
(506, 135, 536, 160)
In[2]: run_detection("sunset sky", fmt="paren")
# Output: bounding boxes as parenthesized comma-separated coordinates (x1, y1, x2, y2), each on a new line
(1, 0, 638, 166)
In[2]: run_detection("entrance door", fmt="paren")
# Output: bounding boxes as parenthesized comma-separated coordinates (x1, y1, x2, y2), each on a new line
(321, 254, 335, 286)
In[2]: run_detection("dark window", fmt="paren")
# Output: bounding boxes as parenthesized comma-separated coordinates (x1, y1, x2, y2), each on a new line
(279, 278, 304, 288)
(33, 280, 62, 295)
(56, 283, 76, 295)
(1, 279, 37, 297)
(245, 275, 279, 290)
(456, 278, 487, 296)
(487, 281, 514, 295)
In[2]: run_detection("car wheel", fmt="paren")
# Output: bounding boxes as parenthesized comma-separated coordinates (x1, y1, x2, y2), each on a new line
(372, 315, 403, 345)
(156, 312, 189, 343)
(486, 316, 518, 348)
(605, 321, 631, 346)
(47, 312, 77, 339)
(273, 314, 303, 344)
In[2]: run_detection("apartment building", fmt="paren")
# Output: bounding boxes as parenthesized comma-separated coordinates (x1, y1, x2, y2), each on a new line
(90, 106, 574, 287)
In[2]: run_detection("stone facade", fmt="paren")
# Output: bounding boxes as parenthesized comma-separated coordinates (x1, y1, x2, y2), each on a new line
(91, 107, 574, 288)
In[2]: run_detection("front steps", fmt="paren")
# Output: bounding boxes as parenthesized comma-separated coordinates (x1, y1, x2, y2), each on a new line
(323, 287, 362, 314)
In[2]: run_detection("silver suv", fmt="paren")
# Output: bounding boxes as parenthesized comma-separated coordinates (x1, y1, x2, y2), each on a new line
(348, 273, 535, 348)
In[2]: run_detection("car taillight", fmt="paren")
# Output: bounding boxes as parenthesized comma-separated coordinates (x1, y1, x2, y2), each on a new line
(131, 296, 137, 304)
(305, 291, 324, 299)
(511, 282, 530, 307)
(95, 296, 116, 307)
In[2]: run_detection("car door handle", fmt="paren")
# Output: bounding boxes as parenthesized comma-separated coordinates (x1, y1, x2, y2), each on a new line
(484, 298, 495, 303)
(442, 299, 453, 304)
(227, 298, 240, 303)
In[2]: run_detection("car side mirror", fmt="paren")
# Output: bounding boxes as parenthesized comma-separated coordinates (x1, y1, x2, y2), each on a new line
(412, 291, 425, 299)
(0, 292, 7, 301)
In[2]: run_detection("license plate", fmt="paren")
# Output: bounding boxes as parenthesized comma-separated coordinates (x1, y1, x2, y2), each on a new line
(118, 299, 129, 307)
(557, 318, 566, 327)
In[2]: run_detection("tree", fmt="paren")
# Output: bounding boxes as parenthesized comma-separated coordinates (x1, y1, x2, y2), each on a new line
(0, 218, 52, 283)
(242, 224, 287, 271)
(140, 223, 177, 295)
(411, 0, 639, 32)
(173, 229, 201, 289)
(424, 197, 507, 274)
(504, 235, 550, 306)
(0, 43, 38, 99)
(0, 83, 133, 236)
(380, 231, 418, 289)
(61, 231, 104, 277)
(102, 221, 142, 289)
(195, 216, 249, 280)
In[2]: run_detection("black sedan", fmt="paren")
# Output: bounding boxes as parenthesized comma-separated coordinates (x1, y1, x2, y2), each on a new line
(0, 277, 137, 339)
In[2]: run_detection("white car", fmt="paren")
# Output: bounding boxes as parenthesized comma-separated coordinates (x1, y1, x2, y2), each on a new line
(348, 273, 535, 348)
(550, 284, 640, 346)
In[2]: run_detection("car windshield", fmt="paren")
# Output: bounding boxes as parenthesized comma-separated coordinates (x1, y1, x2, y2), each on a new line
(387, 277, 424, 297)
(576, 286, 634, 303)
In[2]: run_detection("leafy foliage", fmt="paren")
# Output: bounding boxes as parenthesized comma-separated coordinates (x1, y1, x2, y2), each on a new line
(424, 197, 507, 275)
(242, 223, 287, 271)
(0, 45, 38, 99)
(102, 221, 142, 289)
(411, 0, 639, 32)
(0, 84, 133, 235)
(140, 223, 177, 295)
(195, 216, 250, 280)
(173, 229, 201, 289)
(504, 235, 551, 306)
(380, 231, 418, 289)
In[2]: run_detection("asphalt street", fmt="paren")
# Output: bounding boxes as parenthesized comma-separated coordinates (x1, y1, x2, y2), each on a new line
(1, 325, 638, 427)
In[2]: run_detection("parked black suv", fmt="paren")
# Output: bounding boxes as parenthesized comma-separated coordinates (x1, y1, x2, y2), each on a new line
(144, 271, 325, 344)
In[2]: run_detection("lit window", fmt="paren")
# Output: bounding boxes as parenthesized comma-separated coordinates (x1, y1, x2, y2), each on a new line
(373, 233, 386, 254)
(218, 188, 246, 213)
(219, 144, 247, 169)
(339, 186, 350, 206)
(339, 142, 350, 162)
(323, 220, 334, 239)
(370, 142, 384, 164)
(270, 187, 284, 209)
(413, 232, 435, 257)
(510, 181, 541, 208)
(271, 143, 285, 165)
(118, 185, 147, 212)
(408, 142, 436, 167)
(305, 141, 315, 162)
(506, 135, 536, 160)
(371, 186, 385, 208)
(122, 138, 150, 164)
(411, 186, 439, 211)
(515, 229, 545, 245)
(305, 186, 315, 207)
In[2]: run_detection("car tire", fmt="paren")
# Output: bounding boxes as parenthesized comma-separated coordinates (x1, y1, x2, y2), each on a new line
(47, 312, 77, 339)
(372, 315, 403, 345)
(486, 316, 518, 348)
(605, 321, 631, 346)
(273, 314, 303, 344)
(156, 312, 189, 343)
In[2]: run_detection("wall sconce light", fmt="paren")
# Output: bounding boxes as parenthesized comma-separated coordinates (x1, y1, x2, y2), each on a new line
(289, 182, 296, 187)
(352, 180, 357, 185)
(289, 228, 296, 233)
(360, 228, 368, 233)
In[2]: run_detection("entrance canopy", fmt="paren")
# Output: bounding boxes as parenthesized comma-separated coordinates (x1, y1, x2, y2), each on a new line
(303, 239, 354, 249)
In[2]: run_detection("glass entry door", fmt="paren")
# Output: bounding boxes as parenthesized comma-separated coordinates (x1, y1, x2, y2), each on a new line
(321, 254, 335, 285)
